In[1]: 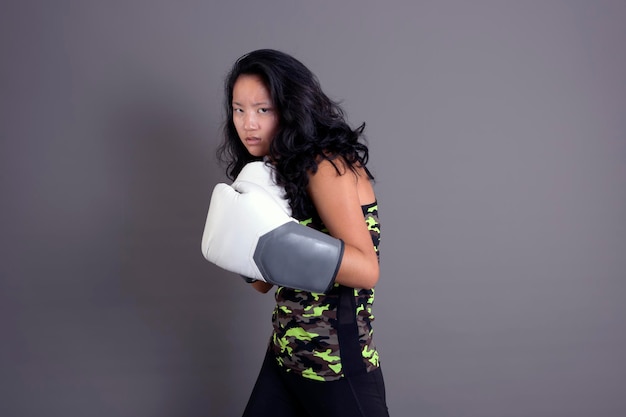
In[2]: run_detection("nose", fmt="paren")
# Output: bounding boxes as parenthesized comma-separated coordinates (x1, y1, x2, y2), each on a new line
(243, 112, 258, 130)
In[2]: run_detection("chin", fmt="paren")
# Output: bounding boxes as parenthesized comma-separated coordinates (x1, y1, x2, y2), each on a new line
(247, 149, 269, 158)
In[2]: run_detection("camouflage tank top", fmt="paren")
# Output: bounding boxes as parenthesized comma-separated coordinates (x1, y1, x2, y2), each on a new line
(269, 201, 381, 381)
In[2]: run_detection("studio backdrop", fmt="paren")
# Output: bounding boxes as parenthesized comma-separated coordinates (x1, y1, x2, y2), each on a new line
(2, 1, 625, 416)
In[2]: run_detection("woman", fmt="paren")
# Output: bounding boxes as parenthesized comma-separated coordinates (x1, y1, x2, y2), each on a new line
(217, 49, 389, 417)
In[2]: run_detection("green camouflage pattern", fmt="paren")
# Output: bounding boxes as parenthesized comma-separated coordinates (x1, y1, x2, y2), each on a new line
(270, 202, 381, 381)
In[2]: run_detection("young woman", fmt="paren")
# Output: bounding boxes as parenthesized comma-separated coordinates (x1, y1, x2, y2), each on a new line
(217, 49, 389, 417)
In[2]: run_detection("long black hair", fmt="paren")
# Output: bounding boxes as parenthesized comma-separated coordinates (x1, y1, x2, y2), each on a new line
(217, 49, 372, 220)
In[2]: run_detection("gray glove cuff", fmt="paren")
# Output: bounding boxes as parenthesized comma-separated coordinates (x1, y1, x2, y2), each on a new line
(253, 222, 344, 294)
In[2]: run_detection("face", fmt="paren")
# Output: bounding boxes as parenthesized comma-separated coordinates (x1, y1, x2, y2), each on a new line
(232, 74, 279, 158)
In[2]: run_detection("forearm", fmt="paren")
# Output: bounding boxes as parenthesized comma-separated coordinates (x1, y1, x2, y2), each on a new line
(333, 245, 379, 290)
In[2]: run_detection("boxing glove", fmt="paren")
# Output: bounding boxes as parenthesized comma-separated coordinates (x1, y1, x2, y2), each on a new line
(207, 161, 280, 283)
(201, 163, 343, 293)
(232, 161, 292, 216)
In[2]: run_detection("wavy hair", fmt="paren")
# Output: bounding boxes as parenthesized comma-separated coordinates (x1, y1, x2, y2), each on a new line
(217, 49, 372, 219)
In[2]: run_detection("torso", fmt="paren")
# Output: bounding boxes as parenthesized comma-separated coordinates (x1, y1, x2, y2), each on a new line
(269, 202, 381, 381)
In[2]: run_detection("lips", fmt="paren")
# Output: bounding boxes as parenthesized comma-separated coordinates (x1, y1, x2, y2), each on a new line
(245, 136, 262, 145)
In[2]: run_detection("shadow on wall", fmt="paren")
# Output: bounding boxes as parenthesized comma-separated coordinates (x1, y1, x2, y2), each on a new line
(104, 92, 240, 415)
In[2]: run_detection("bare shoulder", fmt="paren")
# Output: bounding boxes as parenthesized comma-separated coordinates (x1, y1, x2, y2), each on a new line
(307, 157, 374, 237)
(308, 157, 357, 200)
(308, 157, 375, 206)
(310, 157, 353, 179)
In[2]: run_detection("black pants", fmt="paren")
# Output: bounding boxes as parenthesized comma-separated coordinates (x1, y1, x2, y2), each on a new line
(242, 349, 390, 417)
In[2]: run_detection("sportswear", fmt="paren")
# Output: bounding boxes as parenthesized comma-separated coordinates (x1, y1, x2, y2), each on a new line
(270, 201, 381, 381)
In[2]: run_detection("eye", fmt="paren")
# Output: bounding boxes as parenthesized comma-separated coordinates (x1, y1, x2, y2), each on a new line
(258, 108, 271, 114)
(233, 107, 243, 113)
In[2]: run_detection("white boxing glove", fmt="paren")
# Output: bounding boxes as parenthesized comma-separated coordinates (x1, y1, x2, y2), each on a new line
(201, 162, 343, 293)
(229, 161, 290, 283)
(232, 161, 291, 216)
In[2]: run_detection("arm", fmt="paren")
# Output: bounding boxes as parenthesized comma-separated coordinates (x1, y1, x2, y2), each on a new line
(202, 161, 352, 294)
(307, 159, 380, 290)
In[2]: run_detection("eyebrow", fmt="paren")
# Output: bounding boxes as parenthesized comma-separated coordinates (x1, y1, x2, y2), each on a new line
(232, 101, 272, 106)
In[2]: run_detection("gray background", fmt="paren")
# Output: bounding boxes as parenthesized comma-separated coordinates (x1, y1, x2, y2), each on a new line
(1, 1, 625, 416)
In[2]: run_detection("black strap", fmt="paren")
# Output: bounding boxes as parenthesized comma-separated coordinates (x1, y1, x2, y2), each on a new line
(337, 285, 367, 377)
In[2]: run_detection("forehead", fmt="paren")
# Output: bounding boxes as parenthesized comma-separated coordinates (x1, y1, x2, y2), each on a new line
(232, 74, 271, 101)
